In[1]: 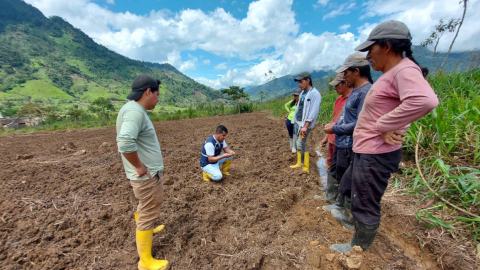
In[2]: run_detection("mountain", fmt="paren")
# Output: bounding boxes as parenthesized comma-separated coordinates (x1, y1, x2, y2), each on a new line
(247, 46, 480, 100)
(246, 70, 332, 100)
(0, 0, 222, 105)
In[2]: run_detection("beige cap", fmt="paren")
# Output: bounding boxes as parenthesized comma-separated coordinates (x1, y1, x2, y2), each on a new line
(335, 53, 369, 73)
(355, 20, 412, 52)
(328, 73, 345, 86)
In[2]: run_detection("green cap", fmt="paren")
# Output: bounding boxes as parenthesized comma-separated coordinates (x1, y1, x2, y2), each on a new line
(355, 20, 412, 52)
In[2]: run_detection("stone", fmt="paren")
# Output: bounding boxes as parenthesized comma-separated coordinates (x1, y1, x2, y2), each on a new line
(16, 154, 34, 160)
(338, 246, 364, 270)
(309, 241, 319, 247)
(100, 142, 109, 148)
(73, 149, 87, 156)
(326, 253, 335, 262)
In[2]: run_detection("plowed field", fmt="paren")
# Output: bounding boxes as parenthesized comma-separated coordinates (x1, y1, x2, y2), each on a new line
(0, 112, 473, 269)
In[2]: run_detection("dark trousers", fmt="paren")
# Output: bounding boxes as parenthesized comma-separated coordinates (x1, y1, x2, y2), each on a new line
(350, 149, 402, 224)
(337, 147, 354, 197)
(329, 147, 338, 179)
(285, 119, 294, 138)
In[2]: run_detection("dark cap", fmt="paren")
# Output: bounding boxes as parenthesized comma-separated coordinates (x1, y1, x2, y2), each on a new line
(355, 20, 412, 52)
(293, 88, 302, 96)
(127, 75, 161, 101)
(294, 71, 311, 82)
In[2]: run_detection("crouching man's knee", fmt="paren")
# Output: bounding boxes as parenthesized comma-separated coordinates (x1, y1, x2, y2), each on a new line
(211, 173, 223, 181)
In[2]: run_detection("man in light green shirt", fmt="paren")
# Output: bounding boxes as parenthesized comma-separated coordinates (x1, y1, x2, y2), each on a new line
(116, 75, 168, 270)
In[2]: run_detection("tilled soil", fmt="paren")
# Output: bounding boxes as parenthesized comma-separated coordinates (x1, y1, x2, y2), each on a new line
(0, 112, 472, 269)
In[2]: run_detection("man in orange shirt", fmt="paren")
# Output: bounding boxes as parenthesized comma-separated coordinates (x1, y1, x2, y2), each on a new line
(318, 73, 352, 198)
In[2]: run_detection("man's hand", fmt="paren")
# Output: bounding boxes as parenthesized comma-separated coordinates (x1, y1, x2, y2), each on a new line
(381, 130, 406, 145)
(300, 126, 308, 137)
(324, 122, 335, 134)
(320, 136, 328, 147)
(134, 164, 152, 178)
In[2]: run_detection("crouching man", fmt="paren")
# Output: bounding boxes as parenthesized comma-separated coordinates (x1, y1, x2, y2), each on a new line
(201, 125, 235, 181)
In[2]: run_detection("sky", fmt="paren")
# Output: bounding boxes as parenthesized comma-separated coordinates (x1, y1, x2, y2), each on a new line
(23, 0, 480, 89)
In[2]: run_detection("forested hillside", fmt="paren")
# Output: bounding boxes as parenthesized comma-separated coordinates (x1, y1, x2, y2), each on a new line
(0, 0, 222, 106)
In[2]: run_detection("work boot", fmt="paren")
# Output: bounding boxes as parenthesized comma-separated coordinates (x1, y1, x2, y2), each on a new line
(331, 196, 355, 231)
(221, 160, 232, 176)
(290, 152, 302, 169)
(302, 152, 310, 173)
(322, 193, 345, 212)
(203, 172, 212, 181)
(292, 134, 297, 153)
(331, 222, 380, 253)
(317, 174, 339, 204)
(136, 229, 169, 270)
(134, 212, 164, 234)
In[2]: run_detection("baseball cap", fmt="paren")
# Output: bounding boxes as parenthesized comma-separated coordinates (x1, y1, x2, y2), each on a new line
(329, 73, 345, 86)
(294, 71, 311, 82)
(335, 53, 369, 73)
(293, 88, 302, 96)
(127, 75, 161, 101)
(355, 20, 412, 52)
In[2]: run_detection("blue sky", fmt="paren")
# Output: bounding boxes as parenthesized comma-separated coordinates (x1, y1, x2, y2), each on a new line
(25, 0, 480, 89)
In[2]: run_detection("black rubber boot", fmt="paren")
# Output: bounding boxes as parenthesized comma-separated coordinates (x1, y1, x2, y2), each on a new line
(331, 222, 380, 253)
(317, 174, 338, 204)
(322, 193, 345, 212)
(331, 196, 355, 231)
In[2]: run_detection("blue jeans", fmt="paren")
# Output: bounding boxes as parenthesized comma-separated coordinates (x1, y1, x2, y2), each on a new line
(285, 119, 294, 138)
(201, 153, 234, 181)
(294, 123, 311, 163)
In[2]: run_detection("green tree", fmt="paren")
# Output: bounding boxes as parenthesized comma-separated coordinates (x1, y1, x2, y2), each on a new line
(259, 91, 266, 103)
(221, 86, 249, 114)
(89, 97, 114, 113)
(67, 108, 87, 121)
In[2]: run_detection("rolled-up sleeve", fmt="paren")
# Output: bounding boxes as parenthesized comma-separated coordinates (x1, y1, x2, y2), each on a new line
(116, 110, 143, 153)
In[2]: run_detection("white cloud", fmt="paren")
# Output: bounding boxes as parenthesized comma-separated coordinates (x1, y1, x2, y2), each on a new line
(339, 24, 351, 31)
(24, 0, 299, 67)
(361, 0, 480, 52)
(179, 54, 198, 72)
(215, 62, 228, 70)
(23, 0, 480, 90)
(203, 59, 211, 65)
(313, 0, 329, 9)
(106, 0, 114, 4)
(323, 2, 356, 20)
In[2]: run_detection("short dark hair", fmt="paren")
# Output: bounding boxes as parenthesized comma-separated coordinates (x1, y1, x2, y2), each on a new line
(306, 77, 313, 86)
(347, 65, 374, 84)
(216, 125, 228, 134)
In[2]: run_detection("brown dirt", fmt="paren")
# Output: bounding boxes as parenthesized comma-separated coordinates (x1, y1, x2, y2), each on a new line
(0, 112, 476, 269)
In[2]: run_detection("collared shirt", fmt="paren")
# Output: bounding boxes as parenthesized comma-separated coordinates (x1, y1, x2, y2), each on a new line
(116, 101, 163, 180)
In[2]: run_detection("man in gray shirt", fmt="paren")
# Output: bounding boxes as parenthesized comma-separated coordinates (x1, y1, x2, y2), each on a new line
(116, 75, 169, 270)
(290, 71, 322, 173)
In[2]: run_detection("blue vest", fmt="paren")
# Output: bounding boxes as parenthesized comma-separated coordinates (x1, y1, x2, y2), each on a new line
(200, 135, 223, 167)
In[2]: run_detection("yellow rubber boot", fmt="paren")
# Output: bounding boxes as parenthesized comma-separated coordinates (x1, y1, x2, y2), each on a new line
(290, 152, 302, 169)
(303, 152, 310, 173)
(136, 229, 169, 270)
(134, 212, 164, 234)
(221, 160, 232, 176)
(203, 172, 212, 181)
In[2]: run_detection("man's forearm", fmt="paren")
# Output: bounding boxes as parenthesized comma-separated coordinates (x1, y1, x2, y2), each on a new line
(122, 151, 142, 168)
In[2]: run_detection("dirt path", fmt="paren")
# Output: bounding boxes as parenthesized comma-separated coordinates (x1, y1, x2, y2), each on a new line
(0, 112, 472, 269)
